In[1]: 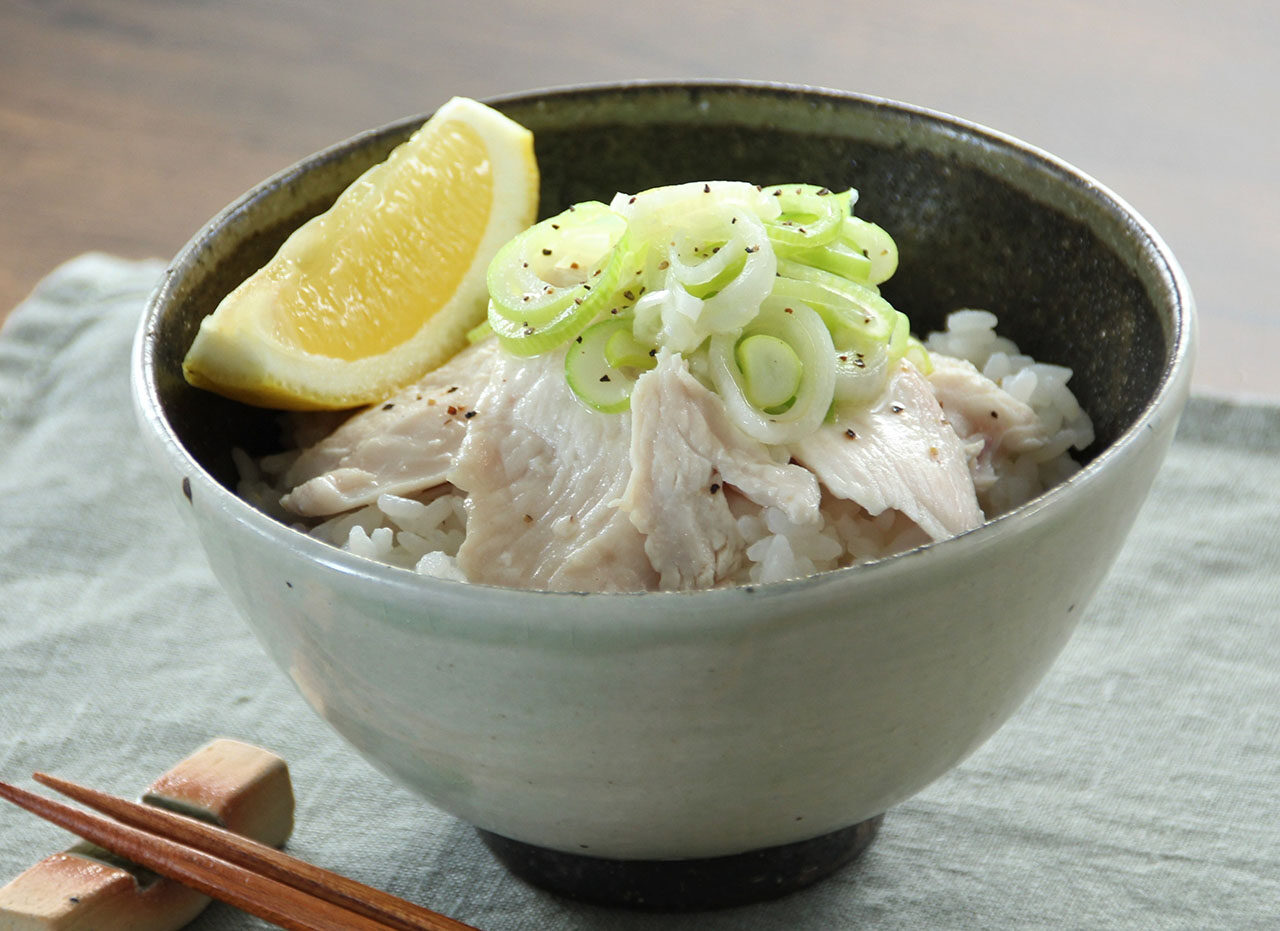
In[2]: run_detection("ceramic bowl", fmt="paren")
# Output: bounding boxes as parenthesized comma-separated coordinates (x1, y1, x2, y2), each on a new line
(132, 81, 1194, 909)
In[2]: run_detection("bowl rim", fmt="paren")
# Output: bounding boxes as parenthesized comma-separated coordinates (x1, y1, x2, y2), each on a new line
(131, 79, 1196, 614)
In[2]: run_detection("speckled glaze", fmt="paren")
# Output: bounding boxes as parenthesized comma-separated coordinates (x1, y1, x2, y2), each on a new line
(132, 82, 1193, 899)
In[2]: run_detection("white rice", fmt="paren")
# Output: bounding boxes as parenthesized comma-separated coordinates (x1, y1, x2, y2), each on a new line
(308, 490, 468, 580)
(923, 309, 1095, 514)
(238, 311, 1094, 588)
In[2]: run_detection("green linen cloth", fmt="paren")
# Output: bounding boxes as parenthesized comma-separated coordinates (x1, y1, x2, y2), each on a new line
(1, 255, 1277, 930)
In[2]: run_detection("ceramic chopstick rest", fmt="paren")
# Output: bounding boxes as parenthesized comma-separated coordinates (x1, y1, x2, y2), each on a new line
(0, 738, 294, 931)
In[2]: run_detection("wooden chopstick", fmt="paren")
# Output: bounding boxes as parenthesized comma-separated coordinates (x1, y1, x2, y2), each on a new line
(31, 771, 477, 931)
(0, 777, 480, 931)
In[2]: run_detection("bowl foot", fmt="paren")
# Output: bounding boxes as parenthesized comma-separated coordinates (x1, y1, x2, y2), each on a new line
(476, 814, 883, 910)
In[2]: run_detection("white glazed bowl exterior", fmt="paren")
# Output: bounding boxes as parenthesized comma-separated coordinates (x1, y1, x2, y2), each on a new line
(133, 378, 1185, 859)
(132, 82, 1195, 861)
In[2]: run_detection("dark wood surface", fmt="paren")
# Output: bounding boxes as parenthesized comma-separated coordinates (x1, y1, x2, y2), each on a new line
(2, 0, 1275, 395)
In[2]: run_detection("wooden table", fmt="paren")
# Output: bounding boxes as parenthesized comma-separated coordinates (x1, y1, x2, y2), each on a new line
(3, 0, 1275, 396)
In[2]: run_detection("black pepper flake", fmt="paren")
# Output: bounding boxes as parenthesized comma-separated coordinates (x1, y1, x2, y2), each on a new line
(628, 195, 637, 204)
(575, 335, 584, 343)
(464, 410, 477, 419)
(839, 354, 848, 362)
(845, 429, 858, 439)
(623, 290, 635, 301)
(853, 357, 865, 368)
(658, 260, 670, 269)
(570, 261, 579, 269)
(551, 223, 560, 229)
(648, 348, 657, 356)
(541, 248, 552, 256)
(745, 245, 759, 253)
(709, 482, 721, 494)
(382, 402, 395, 410)
(522, 327, 534, 336)
(783, 307, 794, 314)
(523, 514, 534, 523)
(772, 188, 782, 196)
(891, 404, 905, 414)
(600, 375, 611, 382)
(817, 187, 831, 195)
(447, 405, 458, 415)
(447, 386, 459, 393)
(990, 410, 1000, 419)
(703, 183, 711, 193)
(731, 216, 737, 224)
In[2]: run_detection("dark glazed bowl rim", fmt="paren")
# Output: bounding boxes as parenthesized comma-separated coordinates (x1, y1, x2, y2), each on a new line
(133, 79, 1195, 609)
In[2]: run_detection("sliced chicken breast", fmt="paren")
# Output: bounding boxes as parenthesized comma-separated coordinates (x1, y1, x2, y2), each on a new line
(280, 340, 500, 517)
(927, 353, 1048, 493)
(620, 349, 822, 590)
(792, 360, 983, 542)
(448, 348, 656, 593)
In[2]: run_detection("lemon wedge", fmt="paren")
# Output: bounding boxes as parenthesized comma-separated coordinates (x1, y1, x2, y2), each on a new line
(182, 97, 538, 409)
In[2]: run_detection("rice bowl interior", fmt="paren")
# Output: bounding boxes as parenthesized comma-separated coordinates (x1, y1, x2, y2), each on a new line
(151, 85, 1172, 595)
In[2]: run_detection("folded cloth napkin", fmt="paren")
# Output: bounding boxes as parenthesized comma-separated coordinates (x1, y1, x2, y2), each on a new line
(1, 254, 1277, 930)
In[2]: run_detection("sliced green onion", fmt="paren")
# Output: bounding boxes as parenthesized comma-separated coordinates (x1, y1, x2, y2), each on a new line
(605, 325, 657, 370)
(783, 236, 873, 282)
(832, 343, 890, 404)
(486, 202, 627, 329)
(709, 296, 835, 444)
(486, 297, 600, 357)
(481, 180, 919, 433)
(903, 336, 933, 375)
(696, 208, 776, 335)
(486, 203, 632, 355)
(888, 309, 910, 361)
(612, 181, 778, 237)
(840, 216, 899, 285)
(679, 247, 746, 299)
(772, 263, 896, 349)
(565, 316, 647, 413)
(735, 334, 803, 411)
(763, 185, 851, 251)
